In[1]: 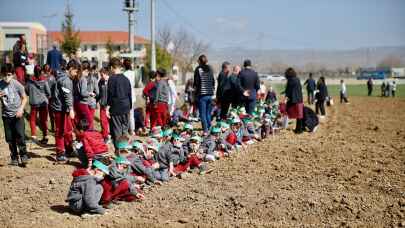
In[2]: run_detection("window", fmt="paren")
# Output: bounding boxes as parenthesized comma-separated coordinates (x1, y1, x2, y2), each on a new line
(117, 45, 121, 51)
(91, 45, 97, 51)
(134, 44, 143, 51)
(83, 45, 88, 51)
(5, 34, 23, 38)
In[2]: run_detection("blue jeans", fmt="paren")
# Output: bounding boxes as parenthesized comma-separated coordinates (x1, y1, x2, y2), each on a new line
(198, 95, 213, 133)
(244, 99, 256, 115)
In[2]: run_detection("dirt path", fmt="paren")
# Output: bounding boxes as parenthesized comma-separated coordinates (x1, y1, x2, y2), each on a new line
(0, 97, 404, 227)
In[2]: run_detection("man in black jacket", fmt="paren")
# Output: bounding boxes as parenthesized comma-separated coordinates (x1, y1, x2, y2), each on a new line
(216, 61, 231, 119)
(239, 59, 260, 114)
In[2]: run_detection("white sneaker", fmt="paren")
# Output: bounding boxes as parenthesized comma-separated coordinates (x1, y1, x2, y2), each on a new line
(312, 126, 318, 133)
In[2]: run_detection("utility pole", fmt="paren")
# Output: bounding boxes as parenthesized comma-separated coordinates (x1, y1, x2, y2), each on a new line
(151, 0, 156, 71)
(123, 0, 138, 54)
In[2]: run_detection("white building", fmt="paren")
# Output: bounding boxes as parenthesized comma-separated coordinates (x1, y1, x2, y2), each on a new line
(48, 31, 148, 67)
(0, 22, 47, 63)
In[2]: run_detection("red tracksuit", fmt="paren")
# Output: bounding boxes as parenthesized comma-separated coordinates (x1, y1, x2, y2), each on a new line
(54, 112, 73, 154)
(76, 130, 109, 160)
(74, 102, 92, 128)
(30, 106, 48, 137)
(174, 154, 202, 173)
(99, 107, 109, 139)
(143, 81, 155, 128)
(101, 178, 136, 204)
(151, 102, 169, 128)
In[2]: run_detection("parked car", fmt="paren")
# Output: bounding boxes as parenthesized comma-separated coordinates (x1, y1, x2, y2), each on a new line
(259, 74, 286, 81)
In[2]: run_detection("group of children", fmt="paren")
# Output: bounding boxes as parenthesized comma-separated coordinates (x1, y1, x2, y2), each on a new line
(66, 98, 291, 216)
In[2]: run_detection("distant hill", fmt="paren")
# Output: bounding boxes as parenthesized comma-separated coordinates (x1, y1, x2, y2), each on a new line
(207, 46, 405, 72)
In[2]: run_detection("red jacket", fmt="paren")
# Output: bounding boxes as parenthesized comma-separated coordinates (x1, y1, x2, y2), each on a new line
(77, 130, 109, 159)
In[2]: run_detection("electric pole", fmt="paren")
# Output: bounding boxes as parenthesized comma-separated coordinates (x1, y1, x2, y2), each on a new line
(123, 0, 138, 54)
(151, 0, 156, 71)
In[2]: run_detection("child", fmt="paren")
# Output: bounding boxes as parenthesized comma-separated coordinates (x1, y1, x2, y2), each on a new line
(257, 80, 267, 103)
(142, 71, 156, 129)
(87, 66, 99, 127)
(265, 86, 277, 104)
(151, 68, 170, 128)
(66, 160, 109, 215)
(0, 64, 29, 166)
(154, 129, 174, 181)
(171, 103, 190, 125)
(133, 107, 147, 136)
(101, 156, 144, 207)
(127, 140, 161, 186)
(50, 60, 76, 162)
(97, 67, 110, 142)
(171, 134, 208, 176)
(230, 118, 250, 149)
(201, 127, 227, 161)
(75, 119, 109, 168)
(73, 61, 92, 128)
(181, 135, 209, 175)
(25, 65, 51, 144)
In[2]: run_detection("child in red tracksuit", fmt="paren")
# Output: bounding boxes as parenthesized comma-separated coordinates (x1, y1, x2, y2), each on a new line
(75, 119, 109, 168)
(151, 68, 170, 128)
(97, 68, 109, 141)
(73, 61, 92, 128)
(142, 71, 156, 128)
(25, 65, 51, 144)
(101, 156, 144, 207)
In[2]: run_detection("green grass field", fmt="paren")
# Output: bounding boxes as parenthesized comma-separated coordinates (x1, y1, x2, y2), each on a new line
(271, 84, 405, 98)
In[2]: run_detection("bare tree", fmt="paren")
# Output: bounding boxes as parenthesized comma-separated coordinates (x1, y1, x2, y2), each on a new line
(157, 27, 209, 84)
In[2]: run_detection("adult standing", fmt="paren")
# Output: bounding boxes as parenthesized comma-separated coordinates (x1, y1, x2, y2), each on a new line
(239, 59, 259, 114)
(193, 54, 215, 134)
(315, 76, 328, 118)
(303, 73, 316, 104)
(367, 78, 373, 96)
(340, 79, 349, 104)
(216, 61, 232, 119)
(46, 42, 63, 72)
(106, 58, 132, 150)
(0, 64, 29, 166)
(229, 65, 244, 108)
(184, 78, 196, 117)
(284, 68, 304, 134)
(167, 75, 178, 115)
(123, 58, 136, 135)
(13, 42, 28, 85)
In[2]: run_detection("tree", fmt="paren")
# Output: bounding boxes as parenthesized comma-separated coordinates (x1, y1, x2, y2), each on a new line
(60, 2, 80, 58)
(158, 27, 209, 84)
(145, 44, 173, 81)
(105, 37, 114, 60)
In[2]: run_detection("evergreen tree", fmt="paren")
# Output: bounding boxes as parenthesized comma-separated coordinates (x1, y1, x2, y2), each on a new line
(60, 2, 80, 58)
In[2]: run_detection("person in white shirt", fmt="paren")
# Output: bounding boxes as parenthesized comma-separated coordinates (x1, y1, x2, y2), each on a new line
(167, 76, 177, 115)
(340, 79, 349, 104)
(123, 58, 136, 135)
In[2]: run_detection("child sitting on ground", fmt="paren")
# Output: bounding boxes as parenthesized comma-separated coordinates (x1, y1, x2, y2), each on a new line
(75, 119, 109, 168)
(171, 103, 190, 125)
(101, 154, 144, 208)
(201, 127, 229, 161)
(66, 160, 109, 215)
(154, 129, 175, 181)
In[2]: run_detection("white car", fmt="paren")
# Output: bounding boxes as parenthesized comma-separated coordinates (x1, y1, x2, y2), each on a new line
(259, 74, 286, 81)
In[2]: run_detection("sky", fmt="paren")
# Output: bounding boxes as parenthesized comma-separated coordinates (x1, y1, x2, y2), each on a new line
(0, 0, 404, 50)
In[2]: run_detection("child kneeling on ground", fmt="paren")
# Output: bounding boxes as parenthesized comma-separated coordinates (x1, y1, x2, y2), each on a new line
(66, 160, 109, 215)
(75, 119, 109, 168)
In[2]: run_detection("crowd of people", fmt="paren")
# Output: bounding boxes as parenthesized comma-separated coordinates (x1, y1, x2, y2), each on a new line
(0, 37, 327, 216)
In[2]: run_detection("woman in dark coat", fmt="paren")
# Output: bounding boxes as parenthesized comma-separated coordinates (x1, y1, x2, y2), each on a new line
(315, 76, 327, 117)
(284, 67, 304, 134)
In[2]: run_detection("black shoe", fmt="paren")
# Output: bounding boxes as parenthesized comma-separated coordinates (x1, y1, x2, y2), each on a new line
(39, 138, 48, 145)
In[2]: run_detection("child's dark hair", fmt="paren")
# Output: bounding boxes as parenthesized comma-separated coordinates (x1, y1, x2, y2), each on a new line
(110, 57, 122, 69)
(77, 119, 90, 131)
(285, 67, 296, 78)
(1, 63, 14, 75)
(149, 70, 156, 80)
(81, 60, 91, 71)
(67, 59, 80, 70)
(123, 58, 132, 71)
(34, 65, 42, 78)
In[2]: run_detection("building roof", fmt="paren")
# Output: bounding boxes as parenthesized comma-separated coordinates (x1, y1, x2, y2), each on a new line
(48, 31, 149, 45)
(0, 22, 46, 32)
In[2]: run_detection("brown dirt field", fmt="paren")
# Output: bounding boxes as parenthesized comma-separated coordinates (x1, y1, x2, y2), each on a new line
(0, 97, 404, 228)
